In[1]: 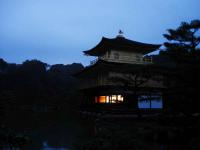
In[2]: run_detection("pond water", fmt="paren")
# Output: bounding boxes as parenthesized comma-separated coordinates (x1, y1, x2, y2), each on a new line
(42, 141, 69, 150)
(43, 148, 68, 150)
(138, 99, 163, 108)
(138, 95, 163, 108)
(2, 105, 91, 150)
(3, 96, 162, 149)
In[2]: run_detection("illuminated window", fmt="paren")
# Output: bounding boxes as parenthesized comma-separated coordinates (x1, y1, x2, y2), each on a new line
(106, 96, 109, 103)
(99, 96, 106, 103)
(111, 95, 116, 103)
(117, 95, 124, 102)
(95, 95, 124, 103)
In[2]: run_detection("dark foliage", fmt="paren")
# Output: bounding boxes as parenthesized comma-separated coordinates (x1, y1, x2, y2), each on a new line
(0, 59, 84, 116)
(0, 58, 84, 149)
(153, 20, 200, 113)
(75, 115, 200, 150)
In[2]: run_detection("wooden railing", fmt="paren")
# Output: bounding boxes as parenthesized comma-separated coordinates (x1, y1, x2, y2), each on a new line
(90, 58, 98, 65)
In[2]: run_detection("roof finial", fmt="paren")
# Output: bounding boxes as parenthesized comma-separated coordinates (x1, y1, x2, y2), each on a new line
(119, 29, 123, 35)
(117, 29, 124, 38)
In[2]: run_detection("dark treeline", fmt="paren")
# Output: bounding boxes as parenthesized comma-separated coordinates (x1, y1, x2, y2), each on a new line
(0, 59, 85, 149)
(0, 59, 84, 116)
(146, 20, 200, 114)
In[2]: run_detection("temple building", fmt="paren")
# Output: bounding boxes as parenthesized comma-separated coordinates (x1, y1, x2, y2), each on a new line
(76, 31, 164, 111)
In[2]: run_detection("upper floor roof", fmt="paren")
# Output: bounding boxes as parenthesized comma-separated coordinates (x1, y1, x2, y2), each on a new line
(83, 36, 161, 56)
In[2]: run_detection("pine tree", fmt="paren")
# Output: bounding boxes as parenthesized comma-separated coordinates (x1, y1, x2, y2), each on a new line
(162, 20, 200, 113)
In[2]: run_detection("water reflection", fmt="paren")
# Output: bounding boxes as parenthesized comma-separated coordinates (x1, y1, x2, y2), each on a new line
(138, 95, 163, 108)
(43, 141, 68, 150)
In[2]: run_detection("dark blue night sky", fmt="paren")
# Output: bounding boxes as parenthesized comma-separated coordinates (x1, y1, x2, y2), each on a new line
(0, 0, 200, 66)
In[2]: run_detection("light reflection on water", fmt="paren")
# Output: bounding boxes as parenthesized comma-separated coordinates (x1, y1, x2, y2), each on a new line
(42, 141, 69, 150)
(43, 148, 68, 150)
(138, 95, 163, 108)
(0, 148, 68, 150)
(138, 99, 163, 108)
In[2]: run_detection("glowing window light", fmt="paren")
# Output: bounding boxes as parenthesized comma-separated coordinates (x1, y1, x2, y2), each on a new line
(99, 96, 106, 103)
(106, 96, 109, 103)
(95, 95, 124, 103)
(110, 95, 116, 103)
(118, 95, 124, 101)
(111, 95, 117, 100)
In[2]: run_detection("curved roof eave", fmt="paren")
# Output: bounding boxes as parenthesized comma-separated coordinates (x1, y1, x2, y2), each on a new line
(83, 37, 162, 56)
(83, 37, 107, 56)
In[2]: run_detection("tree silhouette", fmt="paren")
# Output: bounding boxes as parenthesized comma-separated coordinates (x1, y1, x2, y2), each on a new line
(161, 19, 200, 113)
(163, 20, 200, 63)
(0, 58, 84, 148)
(109, 65, 159, 111)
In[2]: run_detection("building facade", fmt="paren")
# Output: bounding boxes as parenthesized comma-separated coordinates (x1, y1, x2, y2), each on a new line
(76, 32, 164, 111)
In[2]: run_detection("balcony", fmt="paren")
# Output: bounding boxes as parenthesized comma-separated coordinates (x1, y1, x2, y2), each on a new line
(89, 56, 153, 66)
(90, 58, 98, 66)
(143, 57, 153, 64)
